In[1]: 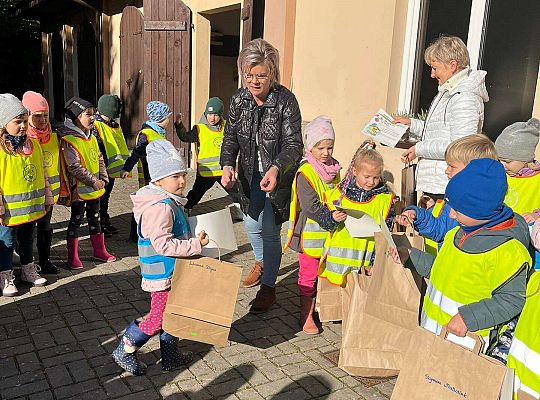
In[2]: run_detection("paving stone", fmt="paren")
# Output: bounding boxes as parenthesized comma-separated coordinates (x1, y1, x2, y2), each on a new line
(45, 365, 73, 388)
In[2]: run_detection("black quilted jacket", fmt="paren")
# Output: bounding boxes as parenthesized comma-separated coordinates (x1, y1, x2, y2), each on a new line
(220, 85, 303, 224)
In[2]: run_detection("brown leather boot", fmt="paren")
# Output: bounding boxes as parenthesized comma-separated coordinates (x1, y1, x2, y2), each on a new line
(249, 284, 276, 314)
(300, 296, 319, 334)
(243, 261, 263, 288)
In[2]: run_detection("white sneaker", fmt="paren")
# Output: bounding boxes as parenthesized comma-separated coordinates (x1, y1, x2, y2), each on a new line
(20, 263, 47, 287)
(0, 270, 19, 297)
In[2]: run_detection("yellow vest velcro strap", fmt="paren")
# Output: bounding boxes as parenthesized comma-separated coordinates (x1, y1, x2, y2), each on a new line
(5, 203, 45, 217)
(3, 188, 45, 202)
(511, 338, 540, 376)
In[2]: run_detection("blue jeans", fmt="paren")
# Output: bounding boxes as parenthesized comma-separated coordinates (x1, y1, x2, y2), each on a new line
(244, 172, 283, 287)
(0, 222, 35, 271)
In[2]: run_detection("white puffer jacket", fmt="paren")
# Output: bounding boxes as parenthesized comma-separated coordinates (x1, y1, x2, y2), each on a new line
(410, 69, 489, 194)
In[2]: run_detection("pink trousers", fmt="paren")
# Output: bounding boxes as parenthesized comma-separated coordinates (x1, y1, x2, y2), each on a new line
(139, 291, 169, 335)
(298, 252, 319, 298)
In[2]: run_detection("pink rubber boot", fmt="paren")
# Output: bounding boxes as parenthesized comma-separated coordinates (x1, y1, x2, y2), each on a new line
(90, 233, 117, 263)
(67, 238, 84, 270)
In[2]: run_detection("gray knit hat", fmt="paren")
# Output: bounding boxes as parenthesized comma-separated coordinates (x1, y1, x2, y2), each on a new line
(0, 93, 28, 128)
(495, 118, 540, 162)
(147, 139, 187, 182)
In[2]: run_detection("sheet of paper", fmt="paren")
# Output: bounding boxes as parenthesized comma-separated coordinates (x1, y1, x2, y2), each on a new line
(188, 208, 238, 259)
(342, 210, 381, 238)
(378, 212, 396, 248)
(362, 108, 408, 148)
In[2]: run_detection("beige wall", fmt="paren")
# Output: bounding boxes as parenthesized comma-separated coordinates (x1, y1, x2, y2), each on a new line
(291, 0, 409, 167)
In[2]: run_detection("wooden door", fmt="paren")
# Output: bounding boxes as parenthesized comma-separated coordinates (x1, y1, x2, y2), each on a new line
(120, 6, 145, 147)
(241, 0, 253, 47)
(143, 0, 191, 160)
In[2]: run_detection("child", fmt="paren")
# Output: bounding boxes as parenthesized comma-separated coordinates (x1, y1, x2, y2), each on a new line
(390, 159, 530, 352)
(0, 93, 50, 296)
(318, 142, 395, 286)
(112, 139, 209, 376)
(92, 95, 130, 236)
(120, 100, 173, 241)
(57, 97, 116, 269)
(395, 134, 498, 255)
(22, 91, 60, 274)
(175, 97, 239, 211)
(283, 116, 342, 334)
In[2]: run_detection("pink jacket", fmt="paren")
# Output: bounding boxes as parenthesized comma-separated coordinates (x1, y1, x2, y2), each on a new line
(131, 185, 202, 291)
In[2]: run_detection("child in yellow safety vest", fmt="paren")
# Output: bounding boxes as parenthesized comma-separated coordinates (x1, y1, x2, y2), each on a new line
(121, 100, 174, 242)
(0, 94, 51, 296)
(175, 97, 240, 212)
(318, 141, 395, 287)
(395, 134, 498, 256)
(390, 159, 531, 354)
(58, 97, 116, 270)
(92, 95, 130, 237)
(283, 116, 342, 334)
(22, 91, 61, 274)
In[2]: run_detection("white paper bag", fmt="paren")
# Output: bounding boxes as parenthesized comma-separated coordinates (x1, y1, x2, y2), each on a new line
(188, 208, 238, 258)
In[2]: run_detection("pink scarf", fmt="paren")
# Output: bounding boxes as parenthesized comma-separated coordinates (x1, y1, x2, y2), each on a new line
(27, 124, 51, 144)
(305, 151, 341, 183)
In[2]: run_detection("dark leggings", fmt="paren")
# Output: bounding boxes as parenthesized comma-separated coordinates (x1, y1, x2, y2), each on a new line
(67, 199, 102, 239)
(99, 178, 115, 221)
(36, 207, 53, 232)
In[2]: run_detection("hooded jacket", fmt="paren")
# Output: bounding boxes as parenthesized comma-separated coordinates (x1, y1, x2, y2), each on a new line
(411, 69, 490, 194)
(406, 215, 530, 332)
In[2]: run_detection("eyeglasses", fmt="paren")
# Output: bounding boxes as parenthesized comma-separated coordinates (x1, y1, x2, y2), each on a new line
(244, 73, 269, 82)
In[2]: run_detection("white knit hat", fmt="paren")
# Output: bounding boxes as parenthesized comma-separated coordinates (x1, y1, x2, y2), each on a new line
(146, 140, 187, 182)
(304, 115, 335, 151)
(0, 94, 28, 128)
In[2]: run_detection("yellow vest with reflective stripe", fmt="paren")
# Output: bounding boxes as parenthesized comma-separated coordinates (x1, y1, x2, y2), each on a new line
(507, 271, 540, 399)
(136, 128, 165, 187)
(93, 120, 129, 178)
(0, 139, 46, 226)
(421, 226, 531, 351)
(319, 188, 394, 286)
(424, 199, 445, 257)
(196, 121, 225, 177)
(284, 162, 340, 258)
(505, 172, 540, 215)
(39, 132, 60, 203)
(61, 134, 105, 201)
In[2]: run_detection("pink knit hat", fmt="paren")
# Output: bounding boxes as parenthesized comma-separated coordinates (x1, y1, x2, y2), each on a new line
(304, 115, 335, 151)
(22, 91, 49, 114)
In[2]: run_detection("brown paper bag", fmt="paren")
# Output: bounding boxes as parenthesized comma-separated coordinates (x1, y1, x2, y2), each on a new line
(338, 231, 425, 377)
(401, 163, 417, 209)
(163, 256, 242, 346)
(315, 278, 344, 322)
(391, 327, 513, 400)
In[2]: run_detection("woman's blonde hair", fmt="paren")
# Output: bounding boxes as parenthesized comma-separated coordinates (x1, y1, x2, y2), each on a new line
(424, 35, 470, 70)
(445, 134, 498, 164)
(237, 38, 280, 88)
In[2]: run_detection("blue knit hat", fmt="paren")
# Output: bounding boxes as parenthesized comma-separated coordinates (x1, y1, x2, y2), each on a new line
(146, 101, 172, 123)
(445, 158, 508, 221)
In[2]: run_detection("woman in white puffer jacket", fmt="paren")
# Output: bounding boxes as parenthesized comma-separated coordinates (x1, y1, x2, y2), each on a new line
(395, 36, 489, 203)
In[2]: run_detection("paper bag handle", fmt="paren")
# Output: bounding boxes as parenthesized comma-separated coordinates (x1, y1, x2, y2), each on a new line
(439, 326, 484, 355)
(208, 239, 222, 261)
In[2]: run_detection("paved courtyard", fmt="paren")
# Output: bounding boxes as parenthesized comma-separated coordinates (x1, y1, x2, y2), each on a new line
(0, 173, 393, 400)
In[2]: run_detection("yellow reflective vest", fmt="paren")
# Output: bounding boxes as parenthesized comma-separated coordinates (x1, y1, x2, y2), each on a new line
(284, 162, 340, 258)
(93, 120, 129, 178)
(505, 172, 540, 215)
(421, 226, 531, 351)
(0, 139, 47, 226)
(39, 132, 60, 203)
(507, 271, 540, 399)
(318, 187, 394, 286)
(136, 128, 165, 187)
(61, 134, 105, 201)
(196, 121, 225, 177)
(424, 199, 446, 257)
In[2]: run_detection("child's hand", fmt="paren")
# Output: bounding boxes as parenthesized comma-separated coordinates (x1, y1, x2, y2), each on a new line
(93, 180, 105, 190)
(332, 210, 347, 222)
(395, 210, 416, 226)
(523, 212, 540, 224)
(120, 171, 129, 179)
(389, 246, 410, 265)
(198, 230, 209, 246)
(446, 313, 468, 337)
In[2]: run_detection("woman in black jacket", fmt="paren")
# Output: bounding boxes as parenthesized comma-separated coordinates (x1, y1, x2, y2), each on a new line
(220, 39, 303, 313)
